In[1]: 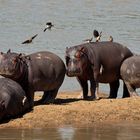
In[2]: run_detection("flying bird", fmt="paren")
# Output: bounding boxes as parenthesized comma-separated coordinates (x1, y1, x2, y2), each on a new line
(93, 30, 102, 42)
(109, 36, 113, 42)
(22, 34, 38, 44)
(44, 22, 54, 32)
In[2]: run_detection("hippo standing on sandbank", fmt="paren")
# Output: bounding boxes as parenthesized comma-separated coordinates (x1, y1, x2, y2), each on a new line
(65, 41, 133, 99)
(0, 50, 66, 108)
(0, 78, 29, 121)
(120, 55, 140, 97)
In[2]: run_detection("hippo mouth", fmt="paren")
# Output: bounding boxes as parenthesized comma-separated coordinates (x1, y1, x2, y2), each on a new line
(0, 70, 14, 77)
(66, 70, 82, 77)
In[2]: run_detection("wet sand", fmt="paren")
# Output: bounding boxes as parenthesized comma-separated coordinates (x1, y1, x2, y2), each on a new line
(0, 91, 140, 129)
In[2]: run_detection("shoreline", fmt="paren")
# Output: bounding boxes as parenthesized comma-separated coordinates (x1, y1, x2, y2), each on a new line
(0, 91, 140, 129)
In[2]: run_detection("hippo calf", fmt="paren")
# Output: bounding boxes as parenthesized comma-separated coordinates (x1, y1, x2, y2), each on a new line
(65, 41, 133, 99)
(0, 78, 29, 121)
(120, 55, 140, 96)
(0, 50, 66, 108)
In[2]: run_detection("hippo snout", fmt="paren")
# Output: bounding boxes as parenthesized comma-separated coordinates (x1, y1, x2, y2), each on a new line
(66, 67, 81, 77)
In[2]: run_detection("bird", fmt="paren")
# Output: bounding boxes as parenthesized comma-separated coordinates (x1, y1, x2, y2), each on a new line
(109, 36, 113, 42)
(22, 34, 38, 44)
(93, 30, 102, 42)
(83, 37, 93, 43)
(44, 22, 54, 32)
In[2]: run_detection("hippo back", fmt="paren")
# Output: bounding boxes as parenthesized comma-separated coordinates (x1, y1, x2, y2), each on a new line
(120, 55, 140, 81)
(0, 78, 29, 121)
(66, 41, 133, 82)
(27, 51, 66, 91)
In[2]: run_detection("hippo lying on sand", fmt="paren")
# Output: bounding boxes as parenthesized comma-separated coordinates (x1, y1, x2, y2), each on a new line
(0, 78, 29, 121)
(120, 55, 140, 96)
(0, 50, 66, 108)
(65, 41, 133, 99)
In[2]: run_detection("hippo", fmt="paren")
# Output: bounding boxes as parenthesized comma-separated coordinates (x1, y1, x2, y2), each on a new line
(0, 78, 29, 121)
(120, 55, 140, 96)
(65, 41, 133, 99)
(0, 50, 66, 108)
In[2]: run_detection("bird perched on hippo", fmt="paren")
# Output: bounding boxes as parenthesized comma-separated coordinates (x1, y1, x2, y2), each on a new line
(0, 50, 66, 109)
(65, 41, 133, 100)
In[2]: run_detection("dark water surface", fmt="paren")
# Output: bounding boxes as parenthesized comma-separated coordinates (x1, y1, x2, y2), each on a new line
(0, 122, 140, 140)
(0, 0, 140, 139)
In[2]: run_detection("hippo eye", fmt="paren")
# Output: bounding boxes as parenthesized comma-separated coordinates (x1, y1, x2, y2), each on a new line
(75, 51, 82, 58)
(12, 57, 18, 65)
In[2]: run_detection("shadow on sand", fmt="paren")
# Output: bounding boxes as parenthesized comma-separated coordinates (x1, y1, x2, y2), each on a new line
(34, 98, 82, 106)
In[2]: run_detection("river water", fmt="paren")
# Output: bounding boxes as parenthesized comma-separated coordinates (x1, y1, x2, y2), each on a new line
(0, 122, 140, 140)
(1, 0, 140, 94)
(0, 0, 140, 139)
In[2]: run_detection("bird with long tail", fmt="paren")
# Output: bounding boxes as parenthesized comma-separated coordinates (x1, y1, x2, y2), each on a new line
(44, 22, 54, 32)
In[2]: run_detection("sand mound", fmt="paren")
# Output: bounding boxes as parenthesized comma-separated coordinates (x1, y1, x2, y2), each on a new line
(0, 91, 140, 128)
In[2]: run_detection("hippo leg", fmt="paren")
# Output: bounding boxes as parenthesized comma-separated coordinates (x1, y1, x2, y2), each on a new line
(90, 80, 99, 99)
(26, 90, 34, 109)
(77, 77, 88, 99)
(122, 82, 130, 98)
(125, 82, 138, 97)
(109, 80, 120, 98)
(38, 89, 58, 104)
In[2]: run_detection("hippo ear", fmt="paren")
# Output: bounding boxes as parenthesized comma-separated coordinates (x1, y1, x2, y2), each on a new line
(79, 47, 85, 53)
(18, 53, 22, 57)
(7, 49, 11, 54)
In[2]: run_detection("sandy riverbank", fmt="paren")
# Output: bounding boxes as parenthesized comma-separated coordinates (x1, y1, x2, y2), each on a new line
(0, 91, 140, 129)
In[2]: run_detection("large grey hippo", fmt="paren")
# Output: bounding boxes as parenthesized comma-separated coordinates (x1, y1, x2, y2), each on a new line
(120, 55, 140, 96)
(65, 41, 133, 99)
(0, 78, 29, 121)
(0, 50, 66, 108)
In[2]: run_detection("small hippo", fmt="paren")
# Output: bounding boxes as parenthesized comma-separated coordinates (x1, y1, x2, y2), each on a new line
(120, 55, 140, 96)
(0, 50, 66, 108)
(65, 41, 133, 99)
(0, 78, 29, 121)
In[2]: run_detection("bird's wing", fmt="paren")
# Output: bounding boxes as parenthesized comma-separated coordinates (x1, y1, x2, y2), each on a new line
(44, 28, 47, 32)
(22, 40, 30, 44)
(31, 34, 38, 40)
(46, 22, 52, 25)
(99, 31, 102, 37)
(93, 30, 99, 38)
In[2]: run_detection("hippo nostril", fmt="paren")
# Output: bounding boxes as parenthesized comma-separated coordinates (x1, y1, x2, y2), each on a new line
(75, 68, 81, 74)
